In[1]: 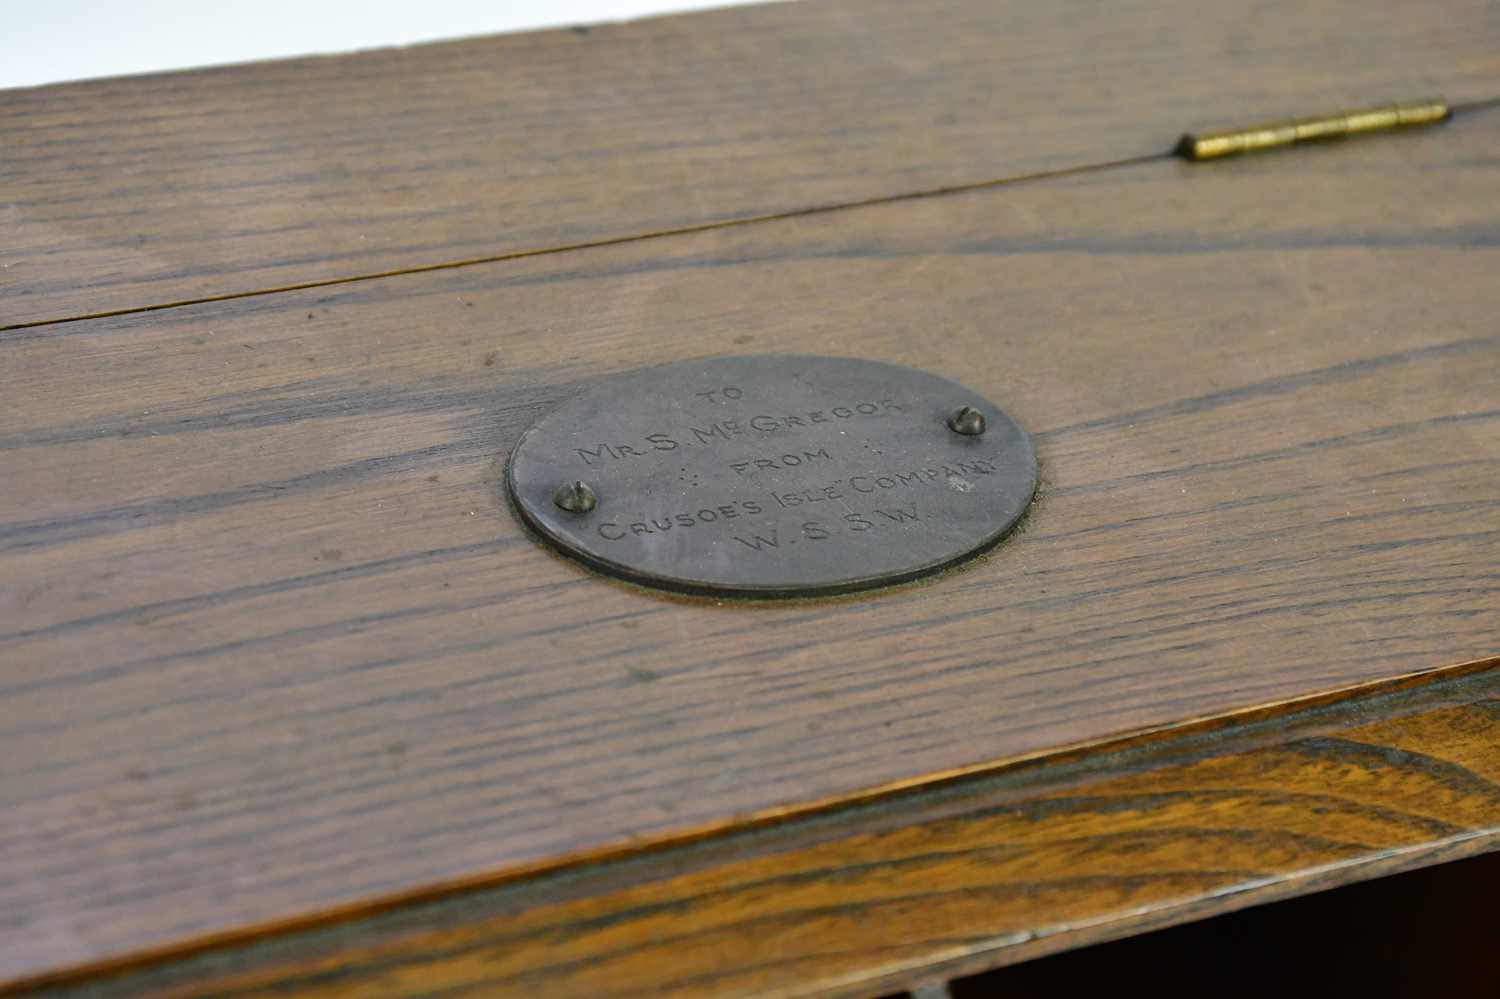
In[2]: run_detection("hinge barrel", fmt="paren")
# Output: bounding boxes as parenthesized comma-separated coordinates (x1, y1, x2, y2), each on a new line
(1177, 100, 1449, 161)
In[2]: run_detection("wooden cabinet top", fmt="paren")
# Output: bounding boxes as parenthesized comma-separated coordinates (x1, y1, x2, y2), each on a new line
(3, 1, 1497, 994)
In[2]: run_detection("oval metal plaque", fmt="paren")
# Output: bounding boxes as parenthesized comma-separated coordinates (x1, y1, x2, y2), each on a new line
(507, 356, 1036, 597)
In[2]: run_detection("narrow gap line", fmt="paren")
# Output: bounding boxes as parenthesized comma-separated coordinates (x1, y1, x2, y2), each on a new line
(1, 152, 1169, 334)
(8, 93, 1500, 335)
(1450, 95, 1500, 115)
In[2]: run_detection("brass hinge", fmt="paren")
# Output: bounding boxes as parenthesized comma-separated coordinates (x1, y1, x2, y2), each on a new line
(1176, 99, 1450, 161)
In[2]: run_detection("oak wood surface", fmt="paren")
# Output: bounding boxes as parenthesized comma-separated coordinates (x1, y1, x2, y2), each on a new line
(966, 848, 1500, 999)
(5, 0, 1500, 328)
(3, 103, 1497, 984)
(23, 659, 1500, 997)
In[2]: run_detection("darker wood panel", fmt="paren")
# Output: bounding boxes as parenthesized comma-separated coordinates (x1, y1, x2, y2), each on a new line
(23, 662, 1500, 998)
(954, 849, 1500, 999)
(5, 0, 1500, 326)
(2, 111, 1498, 981)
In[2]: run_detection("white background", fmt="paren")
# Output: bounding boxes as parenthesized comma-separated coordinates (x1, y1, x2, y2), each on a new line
(0, 0, 775, 90)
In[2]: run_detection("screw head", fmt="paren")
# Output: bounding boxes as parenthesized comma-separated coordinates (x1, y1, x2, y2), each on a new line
(553, 480, 597, 513)
(947, 405, 987, 436)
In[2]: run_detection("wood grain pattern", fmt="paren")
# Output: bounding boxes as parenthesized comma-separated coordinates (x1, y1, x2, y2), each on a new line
(6, 0, 1500, 327)
(965, 848, 1500, 998)
(21, 660, 1500, 997)
(3, 103, 1497, 983)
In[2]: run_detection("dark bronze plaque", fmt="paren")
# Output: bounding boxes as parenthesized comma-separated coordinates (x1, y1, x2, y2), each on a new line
(507, 356, 1036, 597)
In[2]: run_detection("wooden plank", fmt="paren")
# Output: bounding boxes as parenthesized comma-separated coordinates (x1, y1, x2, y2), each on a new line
(24, 659, 1500, 997)
(2, 104, 1497, 984)
(4, 0, 1499, 328)
(967, 847, 1500, 998)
